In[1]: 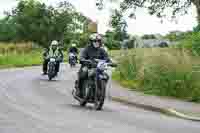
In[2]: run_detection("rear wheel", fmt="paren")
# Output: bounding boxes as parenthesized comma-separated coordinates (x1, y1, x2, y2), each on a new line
(94, 80, 106, 110)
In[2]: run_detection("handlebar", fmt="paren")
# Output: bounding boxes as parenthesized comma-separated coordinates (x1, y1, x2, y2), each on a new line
(81, 59, 117, 68)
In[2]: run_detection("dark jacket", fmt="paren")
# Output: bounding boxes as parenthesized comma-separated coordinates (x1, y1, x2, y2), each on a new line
(69, 47, 78, 54)
(80, 44, 111, 64)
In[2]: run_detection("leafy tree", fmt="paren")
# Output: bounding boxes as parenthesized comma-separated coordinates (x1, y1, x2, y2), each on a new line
(0, 18, 17, 42)
(110, 9, 128, 41)
(97, 0, 199, 23)
(142, 34, 156, 40)
(193, 24, 200, 32)
(0, 0, 89, 48)
(104, 30, 121, 49)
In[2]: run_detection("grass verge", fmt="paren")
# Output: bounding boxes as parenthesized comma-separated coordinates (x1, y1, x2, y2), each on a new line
(112, 48, 200, 103)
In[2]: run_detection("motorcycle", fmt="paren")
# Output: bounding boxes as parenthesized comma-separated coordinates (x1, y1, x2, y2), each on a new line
(72, 59, 117, 110)
(47, 57, 57, 80)
(69, 53, 77, 67)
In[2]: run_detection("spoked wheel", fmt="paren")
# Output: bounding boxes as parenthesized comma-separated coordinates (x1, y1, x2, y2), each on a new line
(94, 80, 106, 111)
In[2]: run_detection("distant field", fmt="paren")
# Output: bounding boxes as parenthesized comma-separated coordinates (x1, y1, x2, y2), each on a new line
(0, 42, 68, 69)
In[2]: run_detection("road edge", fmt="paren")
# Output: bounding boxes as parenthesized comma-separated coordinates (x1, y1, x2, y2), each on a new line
(111, 96, 200, 122)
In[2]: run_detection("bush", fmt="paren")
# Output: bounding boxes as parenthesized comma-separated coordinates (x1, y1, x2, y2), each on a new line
(173, 32, 200, 56)
(114, 48, 200, 102)
(192, 32, 200, 56)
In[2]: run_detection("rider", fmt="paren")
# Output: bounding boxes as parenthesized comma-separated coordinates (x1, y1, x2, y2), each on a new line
(68, 43, 78, 62)
(42, 40, 63, 75)
(75, 33, 112, 98)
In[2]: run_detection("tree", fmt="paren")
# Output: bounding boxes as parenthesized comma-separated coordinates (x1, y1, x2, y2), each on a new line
(104, 30, 121, 49)
(0, 18, 17, 42)
(142, 34, 156, 40)
(0, 0, 88, 48)
(109, 9, 128, 42)
(9, 0, 76, 47)
(97, 0, 199, 23)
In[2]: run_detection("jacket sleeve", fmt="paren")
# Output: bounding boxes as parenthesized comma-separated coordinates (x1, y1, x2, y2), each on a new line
(57, 49, 64, 62)
(101, 49, 111, 62)
(60, 50, 64, 58)
(43, 48, 49, 58)
(80, 47, 88, 63)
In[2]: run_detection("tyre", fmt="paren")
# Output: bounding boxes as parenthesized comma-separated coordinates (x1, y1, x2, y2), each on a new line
(79, 80, 89, 107)
(47, 63, 56, 80)
(94, 80, 106, 110)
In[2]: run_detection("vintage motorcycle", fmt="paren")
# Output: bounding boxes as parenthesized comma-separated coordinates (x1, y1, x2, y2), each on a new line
(72, 59, 117, 110)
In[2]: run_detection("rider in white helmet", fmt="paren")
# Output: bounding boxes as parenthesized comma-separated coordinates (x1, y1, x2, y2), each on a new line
(42, 40, 63, 75)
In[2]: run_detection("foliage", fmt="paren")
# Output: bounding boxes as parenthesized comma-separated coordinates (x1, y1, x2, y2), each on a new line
(104, 30, 121, 49)
(142, 34, 156, 40)
(193, 24, 200, 32)
(0, 42, 36, 54)
(114, 48, 200, 102)
(0, 50, 42, 68)
(165, 31, 193, 42)
(0, 0, 89, 48)
(171, 31, 200, 56)
(191, 32, 200, 56)
(97, 0, 197, 23)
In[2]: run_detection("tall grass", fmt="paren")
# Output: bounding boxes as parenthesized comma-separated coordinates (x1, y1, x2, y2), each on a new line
(0, 42, 42, 68)
(0, 42, 34, 55)
(114, 48, 200, 102)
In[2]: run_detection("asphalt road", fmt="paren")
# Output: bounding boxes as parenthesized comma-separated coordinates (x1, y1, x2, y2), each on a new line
(0, 64, 199, 133)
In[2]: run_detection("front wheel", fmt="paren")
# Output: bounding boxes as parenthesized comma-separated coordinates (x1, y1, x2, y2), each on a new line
(48, 63, 56, 80)
(79, 80, 89, 107)
(94, 80, 106, 110)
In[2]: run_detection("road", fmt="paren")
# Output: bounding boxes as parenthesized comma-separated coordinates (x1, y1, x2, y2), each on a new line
(0, 64, 199, 133)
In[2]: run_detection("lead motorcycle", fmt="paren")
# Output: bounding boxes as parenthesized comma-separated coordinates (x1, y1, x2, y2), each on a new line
(72, 59, 117, 110)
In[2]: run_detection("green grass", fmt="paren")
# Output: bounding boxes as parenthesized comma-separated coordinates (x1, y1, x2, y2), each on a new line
(0, 49, 69, 69)
(112, 48, 200, 103)
(0, 41, 70, 69)
(0, 50, 43, 68)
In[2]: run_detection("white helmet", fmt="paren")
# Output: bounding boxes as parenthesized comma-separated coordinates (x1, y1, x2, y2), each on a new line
(72, 43, 77, 47)
(51, 40, 58, 46)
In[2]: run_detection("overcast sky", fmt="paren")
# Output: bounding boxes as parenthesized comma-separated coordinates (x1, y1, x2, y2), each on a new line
(0, 0, 198, 35)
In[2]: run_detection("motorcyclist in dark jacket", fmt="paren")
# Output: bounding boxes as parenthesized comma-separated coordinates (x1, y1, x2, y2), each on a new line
(42, 40, 63, 75)
(75, 33, 111, 98)
(69, 43, 78, 54)
(68, 43, 78, 62)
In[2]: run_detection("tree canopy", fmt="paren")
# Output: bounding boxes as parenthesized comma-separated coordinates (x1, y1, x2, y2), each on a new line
(0, 0, 90, 48)
(97, 0, 199, 23)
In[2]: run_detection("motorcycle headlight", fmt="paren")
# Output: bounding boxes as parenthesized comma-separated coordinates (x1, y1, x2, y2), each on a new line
(88, 69, 96, 77)
(97, 62, 107, 71)
(82, 66, 88, 72)
(50, 58, 56, 62)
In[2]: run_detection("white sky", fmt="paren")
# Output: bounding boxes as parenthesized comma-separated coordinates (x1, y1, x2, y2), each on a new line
(0, 0, 198, 35)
